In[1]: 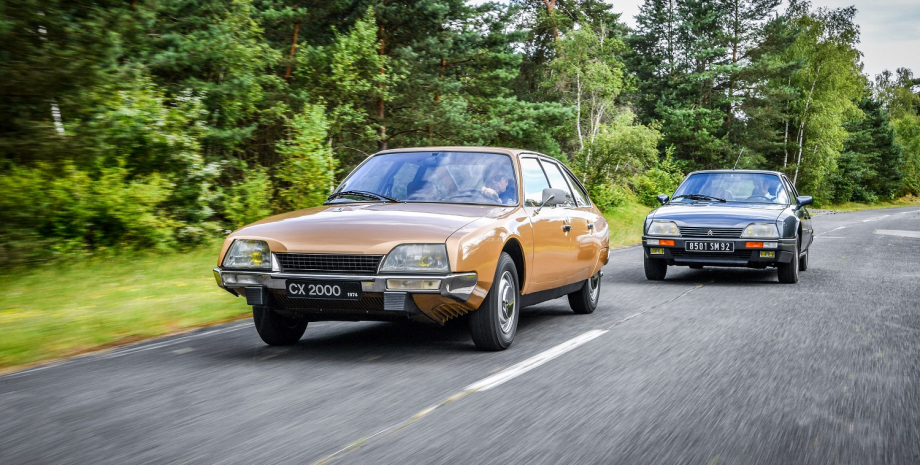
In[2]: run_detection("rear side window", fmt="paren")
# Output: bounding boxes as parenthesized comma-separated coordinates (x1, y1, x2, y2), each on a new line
(539, 160, 575, 206)
(562, 170, 590, 207)
(520, 158, 551, 206)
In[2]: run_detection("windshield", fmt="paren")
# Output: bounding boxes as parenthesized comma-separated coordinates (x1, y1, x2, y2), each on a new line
(672, 173, 790, 204)
(330, 151, 519, 206)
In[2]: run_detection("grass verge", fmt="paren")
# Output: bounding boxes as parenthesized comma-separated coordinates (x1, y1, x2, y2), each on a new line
(0, 245, 248, 372)
(603, 202, 654, 249)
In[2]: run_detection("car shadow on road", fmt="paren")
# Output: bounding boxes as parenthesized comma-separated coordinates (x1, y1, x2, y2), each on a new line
(662, 266, 781, 284)
(208, 303, 580, 363)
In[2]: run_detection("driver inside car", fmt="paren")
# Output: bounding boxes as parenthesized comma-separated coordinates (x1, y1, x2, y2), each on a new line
(750, 176, 778, 201)
(480, 168, 516, 205)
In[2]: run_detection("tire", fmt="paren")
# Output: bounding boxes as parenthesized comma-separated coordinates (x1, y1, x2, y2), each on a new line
(469, 253, 519, 351)
(644, 251, 668, 280)
(252, 305, 308, 346)
(777, 242, 800, 284)
(568, 272, 601, 314)
(799, 248, 809, 271)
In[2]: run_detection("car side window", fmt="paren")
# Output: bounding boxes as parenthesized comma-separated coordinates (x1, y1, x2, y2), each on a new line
(562, 169, 590, 207)
(781, 176, 797, 203)
(539, 160, 575, 207)
(520, 158, 551, 207)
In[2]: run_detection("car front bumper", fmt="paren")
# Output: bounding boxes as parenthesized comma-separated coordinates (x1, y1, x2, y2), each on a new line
(641, 236, 796, 267)
(213, 268, 478, 324)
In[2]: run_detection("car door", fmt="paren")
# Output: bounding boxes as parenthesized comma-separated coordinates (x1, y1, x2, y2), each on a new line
(520, 157, 576, 291)
(538, 159, 595, 283)
(783, 175, 813, 250)
(560, 166, 603, 280)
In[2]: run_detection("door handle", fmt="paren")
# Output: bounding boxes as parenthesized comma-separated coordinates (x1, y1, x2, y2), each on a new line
(562, 225, 572, 232)
(587, 223, 594, 230)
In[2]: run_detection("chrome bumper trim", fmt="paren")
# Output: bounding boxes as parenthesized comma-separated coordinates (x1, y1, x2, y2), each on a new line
(213, 268, 478, 302)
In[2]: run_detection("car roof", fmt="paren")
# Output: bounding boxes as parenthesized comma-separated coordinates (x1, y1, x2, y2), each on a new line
(374, 146, 536, 157)
(689, 169, 785, 176)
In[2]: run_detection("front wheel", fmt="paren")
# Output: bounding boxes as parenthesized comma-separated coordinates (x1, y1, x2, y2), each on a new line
(644, 252, 668, 280)
(469, 253, 519, 351)
(253, 306, 308, 345)
(777, 243, 800, 284)
(568, 272, 601, 314)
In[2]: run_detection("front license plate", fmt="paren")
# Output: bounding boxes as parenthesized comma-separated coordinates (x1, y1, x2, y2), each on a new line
(685, 241, 734, 252)
(286, 280, 362, 300)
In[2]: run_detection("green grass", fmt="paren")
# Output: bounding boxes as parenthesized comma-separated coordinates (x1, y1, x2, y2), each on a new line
(820, 194, 920, 212)
(603, 202, 655, 249)
(0, 245, 249, 371)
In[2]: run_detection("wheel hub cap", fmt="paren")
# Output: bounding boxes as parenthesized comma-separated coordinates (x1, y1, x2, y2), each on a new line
(497, 271, 516, 334)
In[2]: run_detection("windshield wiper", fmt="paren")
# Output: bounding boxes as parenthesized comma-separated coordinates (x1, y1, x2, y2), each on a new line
(672, 194, 726, 203)
(326, 190, 401, 203)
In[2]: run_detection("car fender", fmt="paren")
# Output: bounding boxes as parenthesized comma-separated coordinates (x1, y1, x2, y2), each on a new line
(445, 207, 533, 309)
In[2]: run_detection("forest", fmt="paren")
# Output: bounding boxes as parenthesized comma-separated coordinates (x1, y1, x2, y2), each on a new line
(1, 0, 919, 262)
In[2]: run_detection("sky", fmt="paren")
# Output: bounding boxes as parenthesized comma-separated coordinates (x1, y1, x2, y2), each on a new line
(606, 0, 920, 80)
(471, 0, 920, 80)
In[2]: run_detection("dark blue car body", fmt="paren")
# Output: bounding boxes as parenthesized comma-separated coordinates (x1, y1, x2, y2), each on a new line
(641, 170, 814, 283)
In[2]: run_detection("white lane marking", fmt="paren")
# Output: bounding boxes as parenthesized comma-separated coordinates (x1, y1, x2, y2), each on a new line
(465, 330, 608, 392)
(817, 236, 846, 239)
(862, 214, 892, 223)
(816, 226, 847, 237)
(312, 283, 709, 465)
(312, 329, 609, 465)
(874, 229, 920, 238)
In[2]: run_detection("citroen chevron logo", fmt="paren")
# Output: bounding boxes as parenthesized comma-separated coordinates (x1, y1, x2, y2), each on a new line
(707, 230, 713, 235)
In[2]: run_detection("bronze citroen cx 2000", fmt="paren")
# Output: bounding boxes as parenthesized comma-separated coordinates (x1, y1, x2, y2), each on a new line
(214, 147, 609, 350)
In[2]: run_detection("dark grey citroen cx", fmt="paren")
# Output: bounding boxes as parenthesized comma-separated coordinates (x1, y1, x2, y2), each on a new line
(642, 170, 814, 283)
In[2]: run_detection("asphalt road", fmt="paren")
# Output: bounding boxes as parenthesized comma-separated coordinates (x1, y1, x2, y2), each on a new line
(2, 207, 920, 465)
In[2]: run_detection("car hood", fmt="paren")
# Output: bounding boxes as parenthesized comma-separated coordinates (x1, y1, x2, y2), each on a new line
(228, 202, 509, 255)
(651, 202, 786, 227)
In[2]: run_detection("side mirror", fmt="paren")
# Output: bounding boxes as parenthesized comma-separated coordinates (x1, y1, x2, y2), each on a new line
(796, 196, 813, 207)
(657, 194, 670, 206)
(534, 188, 570, 214)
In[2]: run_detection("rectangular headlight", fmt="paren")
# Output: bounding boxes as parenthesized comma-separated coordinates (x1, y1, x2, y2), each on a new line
(222, 240, 271, 269)
(647, 221, 680, 236)
(741, 223, 779, 238)
(380, 244, 450, 273)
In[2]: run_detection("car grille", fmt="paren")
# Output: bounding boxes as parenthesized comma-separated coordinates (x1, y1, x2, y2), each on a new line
(678, 227, 743, 238)
(670, 250, 755, 262)
(276, 253, 384, 274)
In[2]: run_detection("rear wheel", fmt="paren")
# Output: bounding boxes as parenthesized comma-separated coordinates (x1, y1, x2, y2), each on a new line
(777, 242, 800, 284)
(568, 272, 601, 314)
(469, 253, 519, 351)
(253, 305, 308, 345)
(644, 251, 668, 280)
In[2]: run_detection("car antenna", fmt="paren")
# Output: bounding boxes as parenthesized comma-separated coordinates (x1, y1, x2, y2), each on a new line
(732, 148, 745, 170)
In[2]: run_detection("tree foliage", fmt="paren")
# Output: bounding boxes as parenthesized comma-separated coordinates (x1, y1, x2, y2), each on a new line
(0, 0, 917, 260)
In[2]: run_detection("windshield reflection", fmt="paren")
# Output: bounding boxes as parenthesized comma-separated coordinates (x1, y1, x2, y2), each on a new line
(329, 152, 519, 206)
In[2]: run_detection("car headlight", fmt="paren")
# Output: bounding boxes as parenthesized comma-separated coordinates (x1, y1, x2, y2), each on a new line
(380, 244, 450, 273)
(741, 223, 780, 238)
(647, 220, 680, 236)
(222, 240, 271, 269)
